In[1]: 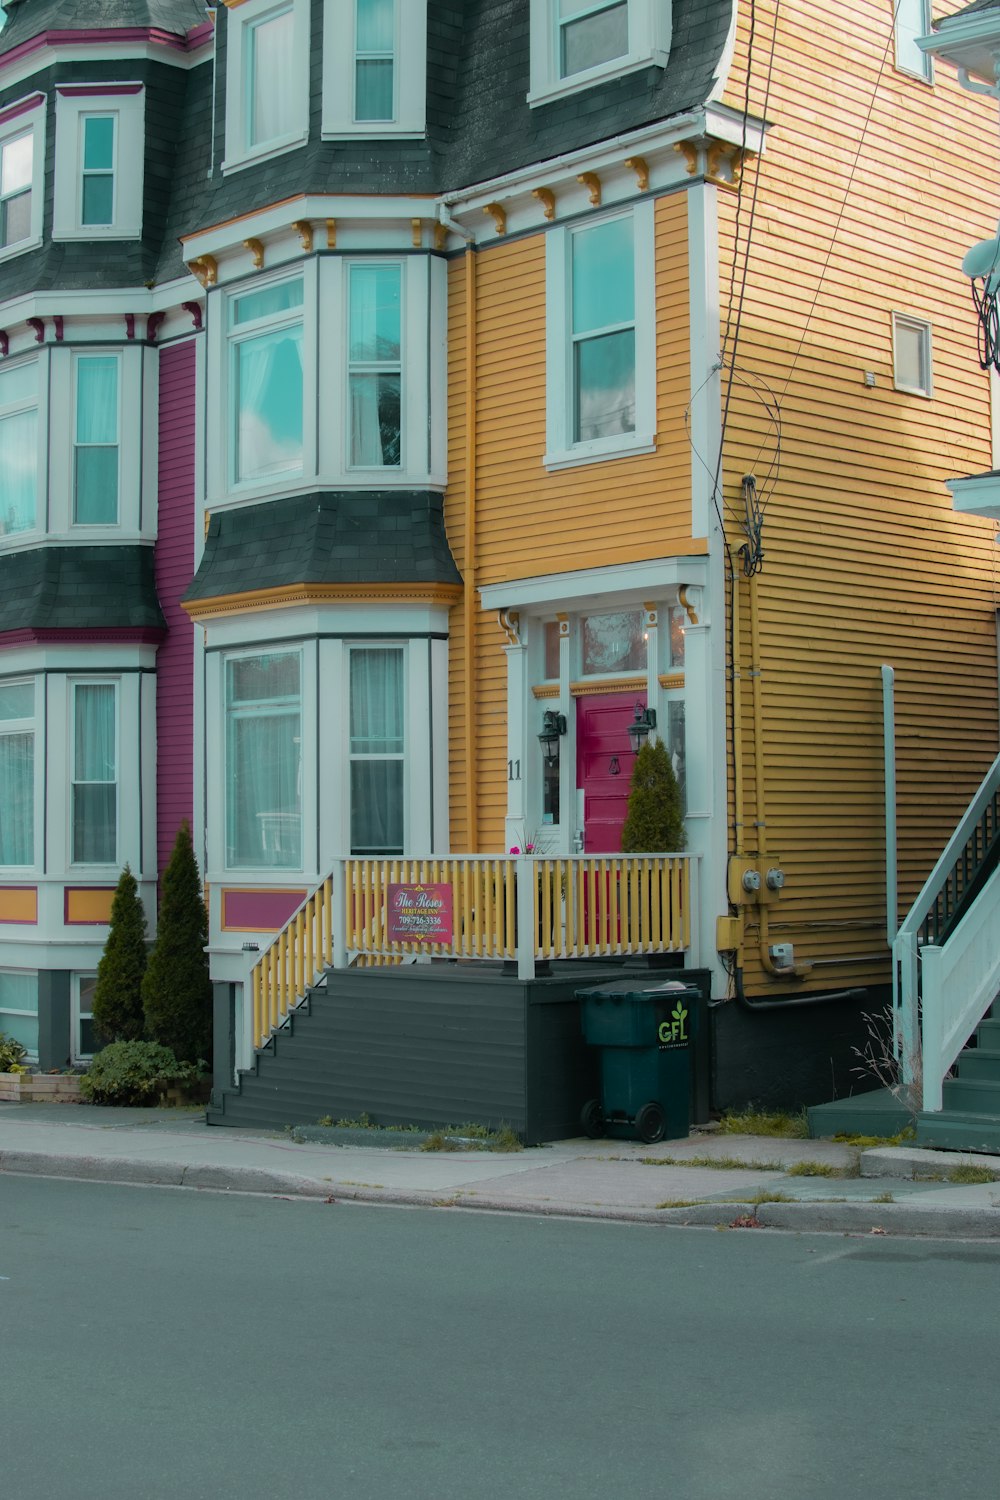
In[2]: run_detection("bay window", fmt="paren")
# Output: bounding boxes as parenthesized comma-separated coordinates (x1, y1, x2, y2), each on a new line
(0, 359, 38, 536)
(0, 680, 34, 867)
(72, 682, 118, 865)
(545, 203, 654, 467)
(349, 647, 404, 855)
(348, 263, 402, 468)
(229, 276, 305, 485)
(74, 355, 120, 524)
(226, 651, 302, 869)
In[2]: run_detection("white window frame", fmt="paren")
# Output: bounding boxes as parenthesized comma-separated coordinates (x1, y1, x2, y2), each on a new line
(347, 643, 407, 857)
(0, 677, 37, 872)
(72, 351, 122, 528)
(223, 0, 310, 172)
(226, 269, 308, 493)
(0, 969, 39, 1062)
(892, 312, 933, 398)
(224, 646, 305, 873)
(71, 972, 99, 1064)
(528, 0, 670, 107)
(544, 200, 656, 469)
(346, 259, 404, 472)
(322, 0, 427, 138)
(53, 86, 145, 240)
(0, 93, 45, 263)
(70, 679, 119, 869)
(0, 354, 43, 543)
(894, 0, 933, 83)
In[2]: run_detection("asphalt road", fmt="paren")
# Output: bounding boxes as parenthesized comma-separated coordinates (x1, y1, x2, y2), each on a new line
(3, 1178, 999, 1500)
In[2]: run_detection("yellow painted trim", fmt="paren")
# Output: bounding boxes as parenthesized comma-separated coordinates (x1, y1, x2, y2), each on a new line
(658, 673, 685, 689)
(66, 888, 114, 924)
(179, 193, 437, 246)
(0, 887, 37, 923)
(182, 581, 463, 621)
(531, 683, 560, 699)
(464, 246, 479, 849)
(570, 675, 647, 698)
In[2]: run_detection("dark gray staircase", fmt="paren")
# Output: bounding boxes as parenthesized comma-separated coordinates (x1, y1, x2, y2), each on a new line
(916, 1009, 1000, 1153)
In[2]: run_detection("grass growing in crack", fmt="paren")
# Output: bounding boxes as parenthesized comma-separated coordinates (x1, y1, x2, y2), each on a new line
(870, 1191, 895, 1203)
(639, 1153, 778, 1171)
(745, 1189, 795, 1205)
(784, 1159, 859, 1179)
(421, 1123, 523, 1153)
(656, 1199, 702, 1209)
(831, 1128, 915, 1148)
(947, 1163, 1000, 1184)
(717, 1108, 809, 1139)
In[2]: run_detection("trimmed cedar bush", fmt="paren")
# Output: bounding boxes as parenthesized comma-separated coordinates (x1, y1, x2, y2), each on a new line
(79, 1041, 196, 1105)
(621, 739, 686, 853)
(92, 865, 148, 1044)
(142, 821, 212, 1065)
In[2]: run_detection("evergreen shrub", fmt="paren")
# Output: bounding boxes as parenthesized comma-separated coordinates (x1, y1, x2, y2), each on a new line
(142, 820, 212, 1065)
(79, 1041, 196, 1105)
(92, 864, 148, 1045)
(620, 739, 686, 853)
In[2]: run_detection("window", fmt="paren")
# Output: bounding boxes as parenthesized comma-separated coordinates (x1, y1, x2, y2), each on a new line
(581, 610, 646, 674)
(228, 276, 305, 486)
(1, 129, 33, 248)
(543, 621, 561, 680)
(74, 355, 120, 524)
(0, 680, 34, 866)
(529, 0, 669, 105)
(545, 203, 655, 467)
(893, 313, 932, 396)
(0, 971, 38, 1057)
(53, 87, 144, 239)
(73, 974, 99, 1062)
(348, 263, 402, 468)
(895, 0, 932, 81)
(323, 0, 427, 137)
(226, 652, 302, 869)
(0, 360, 38, 536)
(72, 683, 117, 864)
(349, 647, 404, 854)
(224, 0, 309, 169)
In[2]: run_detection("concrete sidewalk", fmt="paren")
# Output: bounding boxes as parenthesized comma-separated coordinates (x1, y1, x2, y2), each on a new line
(3, 1101, 1000, 1238)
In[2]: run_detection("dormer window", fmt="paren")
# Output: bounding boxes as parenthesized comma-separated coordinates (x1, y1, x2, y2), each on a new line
(224, 0, 309, 170)
(54, 85, 144, 240)
(529, 0, 670, 106)
(322, 0, 427, 138)
(0, 93, 44, 260)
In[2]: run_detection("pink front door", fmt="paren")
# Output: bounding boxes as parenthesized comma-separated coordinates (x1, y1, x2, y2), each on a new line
(576, 693, 639, 853)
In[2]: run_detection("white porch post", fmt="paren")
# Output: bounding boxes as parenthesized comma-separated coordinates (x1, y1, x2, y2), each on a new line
(503, 619, 529, 852)
(516, 854, 536, 980)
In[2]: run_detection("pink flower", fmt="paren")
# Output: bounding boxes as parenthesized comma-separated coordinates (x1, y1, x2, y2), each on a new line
(509, 846, 520, 854)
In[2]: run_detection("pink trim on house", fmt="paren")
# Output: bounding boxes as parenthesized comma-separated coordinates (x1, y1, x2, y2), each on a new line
(155, 341, 198, 878)
(55, 84, 144, 97)
(222, 889, 309, 933)
(0, 27, 207, 72)
(0, 92, 45, 128)
(0, 628, 165, 649)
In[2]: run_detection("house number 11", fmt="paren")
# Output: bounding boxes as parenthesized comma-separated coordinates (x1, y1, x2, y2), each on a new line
(507, 759, 521, 781)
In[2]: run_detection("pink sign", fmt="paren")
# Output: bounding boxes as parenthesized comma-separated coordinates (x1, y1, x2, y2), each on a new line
(386, 883, 454, 944)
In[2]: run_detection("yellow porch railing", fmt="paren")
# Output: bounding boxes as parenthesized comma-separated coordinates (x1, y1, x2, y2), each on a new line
(250, 854, 694, 1049)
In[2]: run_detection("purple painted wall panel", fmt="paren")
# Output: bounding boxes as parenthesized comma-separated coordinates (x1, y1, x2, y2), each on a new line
(155, 341, 197, 877)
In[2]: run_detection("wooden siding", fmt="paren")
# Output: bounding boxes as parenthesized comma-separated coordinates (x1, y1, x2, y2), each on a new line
(718, 0, 1000, 994)
(446, 194, 698, 849)
(155, 341, 198, 876)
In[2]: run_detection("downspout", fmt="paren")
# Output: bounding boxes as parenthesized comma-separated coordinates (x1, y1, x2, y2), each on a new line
(437, 207, 478, 851)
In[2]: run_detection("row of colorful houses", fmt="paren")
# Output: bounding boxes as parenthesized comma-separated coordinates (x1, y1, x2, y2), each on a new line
(0, 0, 997, 1125)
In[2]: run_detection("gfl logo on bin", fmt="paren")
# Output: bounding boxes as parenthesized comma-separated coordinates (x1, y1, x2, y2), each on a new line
(658, 1003, 688, 1046)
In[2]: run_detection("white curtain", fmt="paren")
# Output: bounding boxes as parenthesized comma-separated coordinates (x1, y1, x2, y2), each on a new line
(236, 326, 303, 480)
(73, 685, 116, 864)
(349, 649, 404, 854)
(75, 357, 118, 524)
(251, 9, 296, 145)
(0, 408, 36, 535)
(0, 731, 33, 865)
(229, 713, 301, 868)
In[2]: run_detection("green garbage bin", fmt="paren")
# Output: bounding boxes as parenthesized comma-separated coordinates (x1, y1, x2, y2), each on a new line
(576, 979, 700, 1144)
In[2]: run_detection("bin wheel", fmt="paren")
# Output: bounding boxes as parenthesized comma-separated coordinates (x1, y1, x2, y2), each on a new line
(580, 1099, 606, 1139)
(636, 1101, 665, 1144)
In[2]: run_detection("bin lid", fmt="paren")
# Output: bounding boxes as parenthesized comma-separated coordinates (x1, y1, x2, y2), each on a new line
(574, 979, 701, 1002)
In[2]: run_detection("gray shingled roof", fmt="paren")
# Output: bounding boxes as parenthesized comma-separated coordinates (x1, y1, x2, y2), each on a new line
(0, 544, 166, 632)
(184, 491, 462, 603)
(939, 0, 1000, 20)
(0, 0, 205, 55)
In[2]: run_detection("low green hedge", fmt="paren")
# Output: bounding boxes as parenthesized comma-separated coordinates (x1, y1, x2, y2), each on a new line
(79, 1041, 201, 1106)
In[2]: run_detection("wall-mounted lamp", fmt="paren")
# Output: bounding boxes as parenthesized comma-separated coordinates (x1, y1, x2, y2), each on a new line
(627, 701, 656, 755)
(538, 709, 567, 767)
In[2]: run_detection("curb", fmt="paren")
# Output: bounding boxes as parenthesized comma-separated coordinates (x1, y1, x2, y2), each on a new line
(5, 1149, 1000, 1238)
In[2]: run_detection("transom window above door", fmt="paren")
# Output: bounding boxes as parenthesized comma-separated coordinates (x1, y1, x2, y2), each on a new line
(581, 609, 646, 674)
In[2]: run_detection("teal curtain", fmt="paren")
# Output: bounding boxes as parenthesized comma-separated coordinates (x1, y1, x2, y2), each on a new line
(73, 684, 116, 864)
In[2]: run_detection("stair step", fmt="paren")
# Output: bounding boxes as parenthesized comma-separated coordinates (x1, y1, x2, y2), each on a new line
(956, 1048, 1000, 1081)
(976, 1018, 1000, 1045)
(941, 1076, 1000, 1112)
(916, 1110, 1000, 1154)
